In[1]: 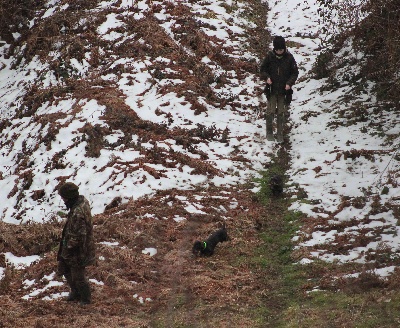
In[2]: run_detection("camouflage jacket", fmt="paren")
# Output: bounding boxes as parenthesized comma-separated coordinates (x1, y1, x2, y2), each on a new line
(57, 196, 95, 267)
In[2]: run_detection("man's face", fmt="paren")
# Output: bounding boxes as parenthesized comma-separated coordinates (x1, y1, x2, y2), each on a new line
(275, 48, 285, 55)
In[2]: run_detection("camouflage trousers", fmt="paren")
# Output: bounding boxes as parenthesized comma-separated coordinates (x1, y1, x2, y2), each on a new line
(58, 260, 91, 303)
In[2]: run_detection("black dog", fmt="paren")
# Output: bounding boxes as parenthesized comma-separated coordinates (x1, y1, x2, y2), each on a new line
(192, 225, 229, 257)
(270, 174, 283, 196)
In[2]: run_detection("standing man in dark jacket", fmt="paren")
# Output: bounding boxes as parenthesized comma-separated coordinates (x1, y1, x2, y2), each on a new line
(57, 182, 95, 305)
(260, 36, 299, 142)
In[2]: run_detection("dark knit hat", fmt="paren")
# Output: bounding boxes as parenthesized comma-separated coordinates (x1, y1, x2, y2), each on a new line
(58, 182, 79, 199)
(273, 36, 286, 50)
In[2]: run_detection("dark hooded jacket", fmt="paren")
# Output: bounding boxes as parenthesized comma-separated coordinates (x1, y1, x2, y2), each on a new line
(260, 50, 299, 95)
(57, 195, 95, 267)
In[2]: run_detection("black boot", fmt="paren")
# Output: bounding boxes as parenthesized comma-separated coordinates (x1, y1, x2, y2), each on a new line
(277, 113, 284, 143)
(79, 284, 91, 305)
(65, 272, 80, 302)
(66, 290, 80, 302)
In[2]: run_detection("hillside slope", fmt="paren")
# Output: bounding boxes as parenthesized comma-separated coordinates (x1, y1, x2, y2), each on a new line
(0, 0, 278, 327)
(0, 0, 270, 223)
(2, 0, 400, 327)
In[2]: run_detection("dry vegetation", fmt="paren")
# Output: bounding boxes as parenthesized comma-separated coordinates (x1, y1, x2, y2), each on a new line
(0, 186, 273, 327)
(2, 0, 400, 327)
(0, 0, 270, 220)
(0, 0, 277, 327)
(316, 0, 400, 109)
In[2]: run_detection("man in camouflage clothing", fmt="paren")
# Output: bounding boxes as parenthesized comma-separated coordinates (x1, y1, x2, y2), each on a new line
(57, 182, 95, 305)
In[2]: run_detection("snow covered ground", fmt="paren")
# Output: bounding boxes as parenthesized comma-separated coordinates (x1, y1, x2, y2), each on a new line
(1, 0, 400, 301)
(0, 0, 273, 300)
(0, 0, 272, 224)
(270, 0, 400, 273)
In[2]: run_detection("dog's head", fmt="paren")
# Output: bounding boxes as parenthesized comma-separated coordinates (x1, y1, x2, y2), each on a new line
(270, 174, 283, 195)
(192, 240, 205, 256)
(218, 226, 229, 242)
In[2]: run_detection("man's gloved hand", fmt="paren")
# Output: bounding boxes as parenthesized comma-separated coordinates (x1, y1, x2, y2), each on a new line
(264, 84, 272, 100)
(285, 88, 293, 105)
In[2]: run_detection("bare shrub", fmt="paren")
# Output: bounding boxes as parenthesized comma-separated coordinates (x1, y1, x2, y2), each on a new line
(80, 123, 106, 158)
(343, 270, 387, 293)
(320, 267, 387, 293)
(104, 197, 122, 212)
(0, 0, 41, 43)
(0, 220, 61, 256)
(0, 266, 13, 295)
(316, 0, 400, 108)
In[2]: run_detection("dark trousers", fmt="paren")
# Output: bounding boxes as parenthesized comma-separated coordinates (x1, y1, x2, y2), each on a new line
(266, 94, 287, 140)
(58, 260, 91, 302)
(267, 93, 286, 115)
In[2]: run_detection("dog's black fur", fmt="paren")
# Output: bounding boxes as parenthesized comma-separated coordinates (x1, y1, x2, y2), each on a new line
(270, 174, 283, 196)
(192, 225, 229, 257)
